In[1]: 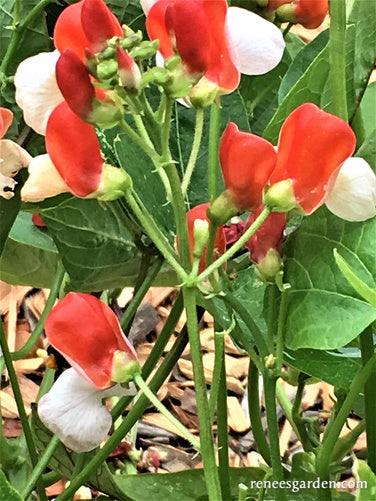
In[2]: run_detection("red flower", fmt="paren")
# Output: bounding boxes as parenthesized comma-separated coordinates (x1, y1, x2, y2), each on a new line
(293, 0, 328, 29)
(267, 103, 356, 214)
(220, 122, 277, 212)
(146, 0, 240, 96)
(45, 293, 138, 389)
(186, 203, 226, 273)
(0, 107, 13, 138)
(54, 0, 123, 60)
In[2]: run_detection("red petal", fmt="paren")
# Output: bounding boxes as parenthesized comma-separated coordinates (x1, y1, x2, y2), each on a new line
(220, 122, 277, 211)
(146, 0, 175, 60)
(269, 103, 356, 214)
(81, 0, 123, 53)
(45, 101, 103, 197)
(56, 49, 95, 120)
(54, 1, 89, 61)
(294, 0, 328, 29)
(45, 293, 137, 389)
(0, 107, 13, 138)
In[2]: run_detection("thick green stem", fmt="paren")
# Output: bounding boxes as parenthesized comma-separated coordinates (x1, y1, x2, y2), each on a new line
(316, 353, 376, 495)
(217, 350, 231, 500)
(12, 261, 65, 360)
(208, 332, 225, 422)
(248, 360, 272, 465)
(329, 0, 348, 121)
(197, 207, 271, 282)
(263, 372, 285, 501)
(55, 325, 190, 501)
(208, 103, 222, 200)
(120, 255, 163, 331)
(0, 319, 47, 501)
(0, 0, 57, 75)
(21, 435, 60, 500)
(134, 373, 201, 450)
(359, 326, 376, 473)
(182, 287, 222, 501)
(181, 108, 205, 196)
(276, 290, 288, 374)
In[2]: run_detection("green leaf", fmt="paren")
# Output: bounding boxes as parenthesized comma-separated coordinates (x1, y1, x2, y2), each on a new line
(41, 197, 142, 291)
(354, 458, 376, 500)
(0, 470, 23, 501)
(357, 82, 376, 138)
(356, 129, 376, 171)
(283, 207, 376, 350)
(278, 30, 329, 104)
(0, 433, 33, 493)
(285, 347, 362, 388)
(0, 211, 58, 287)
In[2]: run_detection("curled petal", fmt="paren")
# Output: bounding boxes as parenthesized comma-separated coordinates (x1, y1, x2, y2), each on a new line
(220, 122, 277, 211)
(0, 108, 13, 138)
(45, 293, 138, 389)
(81, 0, 123, 53)
(46, 101, 103, 197)
(54, 1, 89, 60)
(0, 140, 32, 178)
(227, 7, 285, 75)
(14, 51, 64, 135)
(38, 368, 134, 452)
(21, 154, 70, 202)
(56, 49, 95, 120)
(269, 103, 356, 214)
(0, 172, 17, 199)
(325, 157, 376, 222)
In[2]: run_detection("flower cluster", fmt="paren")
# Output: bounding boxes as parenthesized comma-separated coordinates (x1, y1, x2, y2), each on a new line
(39, 293, 140, 452)
(209, 103, 376, 281)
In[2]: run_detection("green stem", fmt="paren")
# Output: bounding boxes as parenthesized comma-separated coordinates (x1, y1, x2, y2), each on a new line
(359, 326, 376, 473)
(120, 255, 163, 331)
(55, 324, 190, 501)
(119, 119, 160, 162)
(248, 360, 272, 465)
(13, 0, 21, 26)
(181, 108, 205, 197)
(275, 290, 288, 374)
(12, 261, 65, 360)
(182, 287, 222, 501)
(263, 372, 285, 501)
(266, 284, 279, 353)
(332, 419, 366, 464)
(217, 350, 231, 500)
(316, 353, 376, 492)
(21, 435, 60, 500)
(124, 190, 187, 281)
(197, 207, 271, 283)
(208, 332, 225, 422)
(0, 320, 47, 501)
(329, 0, 348, 121)
(134, 373, 201, 450)
(275, 380, 301, 440)
(208, 104, 221, 200)
(291, 374, 314, 452)
(222, 289, 268, 358)
(0, 0, 56, 75)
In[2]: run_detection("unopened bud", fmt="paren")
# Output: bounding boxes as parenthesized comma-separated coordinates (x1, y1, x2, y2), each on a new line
(193, 219, 210, 259)
(117, 46, 142, 92)
(97, 60, 118, 80)
(275, 4, 297, 24)
(129, 40, 159, 60)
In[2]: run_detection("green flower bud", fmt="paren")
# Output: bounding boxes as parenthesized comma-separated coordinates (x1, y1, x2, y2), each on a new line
(97, 60, 118, 80)
(99, 47, 116, 61)
(193, 219, 210, 259)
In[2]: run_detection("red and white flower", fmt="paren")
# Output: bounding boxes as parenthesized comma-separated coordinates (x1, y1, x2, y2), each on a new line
(38, 293, 140, 451)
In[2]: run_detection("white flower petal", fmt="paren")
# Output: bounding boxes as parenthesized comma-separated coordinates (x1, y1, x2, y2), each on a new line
(0, 139, 32, 177)
(0, 172, 17, 199)
(325, 157, 376, 222)
(227, 7, 285, 75)
(38, 368, 113, 452)
(21, 154, 70, 202)
(140, 0, 157, 15)
(14, 51, 64, 136)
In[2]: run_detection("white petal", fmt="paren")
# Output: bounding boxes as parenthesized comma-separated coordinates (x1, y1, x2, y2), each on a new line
(38, 368, 113, 452)
(325, 157, 376, 222)
(140, 0, 157, 15)
(227, 7, 285, 75)
(21, 154, 70, 202)
(0, 172, 17, 199)
(14, 51, 64, 136)
(0, 139, 32, 177)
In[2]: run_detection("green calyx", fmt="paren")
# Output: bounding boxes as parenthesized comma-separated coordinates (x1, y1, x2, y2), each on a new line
(92, 164, 132, 201)
(207, 190, 238, 226)
(263, 179, 297, 213)
(111, 350, 141, 384)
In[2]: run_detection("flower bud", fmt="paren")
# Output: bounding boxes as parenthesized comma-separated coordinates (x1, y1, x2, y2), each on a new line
(116, 46, 142, 92)
(192, 218, 210, 259)
(97, 59, 119, 80)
